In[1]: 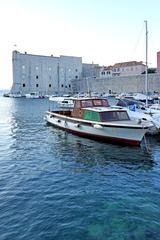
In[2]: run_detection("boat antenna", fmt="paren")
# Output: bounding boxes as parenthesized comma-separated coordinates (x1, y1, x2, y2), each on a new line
(86, 77, 91, 97)
(144, 20, 148, 107)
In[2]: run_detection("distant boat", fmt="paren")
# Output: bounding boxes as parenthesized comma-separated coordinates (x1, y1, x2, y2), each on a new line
(3, 93, 10, 97)
(45, 97, 152, 146)
(132, 93, 153, 103)
(115, 98, 160, 134)
(3, 92, 22, 98)
(25, 92, 44, 99)
(49, 96, 74, 108)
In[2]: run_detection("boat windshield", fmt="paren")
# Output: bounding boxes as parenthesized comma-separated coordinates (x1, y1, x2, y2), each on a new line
(80, 99, 109, 108)
(116, 98, 144, 108)
(101, 111, 129, 121)
(81, 100, 93, 108)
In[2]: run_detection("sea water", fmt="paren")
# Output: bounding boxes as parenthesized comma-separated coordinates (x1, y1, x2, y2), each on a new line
(0, 96, 160, 240)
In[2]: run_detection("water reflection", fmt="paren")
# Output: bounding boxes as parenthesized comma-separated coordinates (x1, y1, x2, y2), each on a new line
(0, 98, 17, 158)
(47, 126, 155, 172)
(0, 97, 49, 161)
(0, 96, 157, 173)
(1, 96, 160, 240)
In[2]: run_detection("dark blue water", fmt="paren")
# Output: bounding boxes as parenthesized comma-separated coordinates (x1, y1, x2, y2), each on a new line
(1, 96, 160, 240)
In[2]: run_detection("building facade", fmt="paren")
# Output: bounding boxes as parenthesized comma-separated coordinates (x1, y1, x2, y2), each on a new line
(11, 51, 82, 95)
(99, 66, 112, 78)
(112, 61, 146, 76)
(99, 61, 146, 78)
(12, 51, 156, 95)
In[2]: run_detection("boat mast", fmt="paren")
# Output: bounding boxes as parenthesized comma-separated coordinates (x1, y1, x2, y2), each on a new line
(145, 20, 148, 107)
(57, 62, 60, 96)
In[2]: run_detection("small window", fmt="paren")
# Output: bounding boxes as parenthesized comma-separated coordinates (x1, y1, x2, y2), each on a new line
(36, 84, 39, 87)
(22, 83, 25, 87)
(81, 100, 93, 108)
(83, 110, 100, 121)
(49, 84, 51, 88)
(75, 69, 78, 72)
(102, 99, 109, 106)
(61, 84, 64, 87)
(75, 76, 78, 79)
(93, 99, 109, 107)
(101, 111, 129, 121)
(36, 75, 39, 79)
(69, 84, 71, 88)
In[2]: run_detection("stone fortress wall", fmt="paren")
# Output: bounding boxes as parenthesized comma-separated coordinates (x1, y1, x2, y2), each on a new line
(12, 50, 160, 95)
(73, 74, 160, 94)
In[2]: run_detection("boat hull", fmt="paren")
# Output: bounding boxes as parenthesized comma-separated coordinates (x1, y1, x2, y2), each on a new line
(45, 112, 148, 146)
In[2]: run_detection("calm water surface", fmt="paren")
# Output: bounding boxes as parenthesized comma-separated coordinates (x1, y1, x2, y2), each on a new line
(0, 96, 160, 240)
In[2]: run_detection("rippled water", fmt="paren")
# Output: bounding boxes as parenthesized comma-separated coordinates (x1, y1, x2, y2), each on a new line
(0, 96, 160, 240)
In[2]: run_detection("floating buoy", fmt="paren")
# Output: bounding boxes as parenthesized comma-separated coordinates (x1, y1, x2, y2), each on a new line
(93, 124, 103, 129)
(74, 123, 80, 127)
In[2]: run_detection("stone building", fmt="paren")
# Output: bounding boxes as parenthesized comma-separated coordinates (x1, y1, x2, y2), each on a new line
(99, 61, 146, 78)
(12, 51, 159, 96)
(112, 61, 146, 76)
(11, 51, 82, 95)
(99, 66, 113, 78)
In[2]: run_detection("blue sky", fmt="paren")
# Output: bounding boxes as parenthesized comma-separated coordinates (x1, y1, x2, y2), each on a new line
(0, 0, 160, 89)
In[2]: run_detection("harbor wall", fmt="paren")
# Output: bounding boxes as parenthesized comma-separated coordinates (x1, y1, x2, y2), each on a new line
(72, 74, 160, 94)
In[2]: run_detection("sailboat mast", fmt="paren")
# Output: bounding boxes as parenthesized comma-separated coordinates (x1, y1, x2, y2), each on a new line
(145, 20, 148, 107)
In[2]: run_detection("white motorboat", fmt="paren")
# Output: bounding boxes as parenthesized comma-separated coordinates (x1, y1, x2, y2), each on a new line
(3, 92, 22, 98)
(45, 98, 152, 146)
(132, 93, 153, 102)
(115, 98, 160, 134)
(49, 96, 74, 108)
(25, 92, 44, 99)
(146, 103, 160, 113)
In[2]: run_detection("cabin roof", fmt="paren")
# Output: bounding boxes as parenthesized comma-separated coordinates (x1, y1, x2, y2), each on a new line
(83, 107, 127, 113)
(72, 97, 102, 101)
